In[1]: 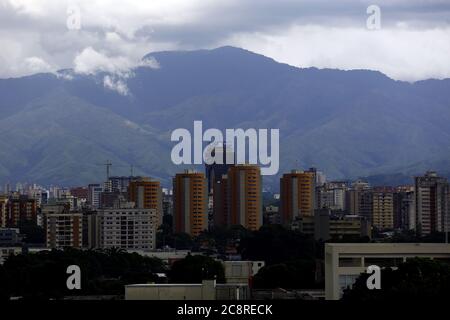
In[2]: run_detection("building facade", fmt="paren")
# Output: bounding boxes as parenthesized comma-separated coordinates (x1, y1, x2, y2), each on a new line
(0, 196, 8, 228)
(393, 187, 415, 230)
(6, 195, 37, 226)
(173, 171, 208, 236)
(128, 177, 163, 226)
(88, 184, 103, 209)
(325, 243, 450, 300)
(90, 203, 157, 251)
(43, 204, 82, 249)
(213, 175, 229, 228)
(415, 171, 450, 235)
(227, 165, 262, 231)
(280, 170, 316, 226)
(372, 187, 394, 230)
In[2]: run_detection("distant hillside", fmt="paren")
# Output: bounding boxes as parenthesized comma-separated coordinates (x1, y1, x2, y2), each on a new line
(0, 46, 449, 188)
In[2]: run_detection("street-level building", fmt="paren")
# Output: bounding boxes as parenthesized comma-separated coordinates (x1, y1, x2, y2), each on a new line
(325, 243, 450, 300)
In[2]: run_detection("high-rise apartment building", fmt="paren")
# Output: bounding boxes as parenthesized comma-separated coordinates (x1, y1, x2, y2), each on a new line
(128, 177, 163, 227)
(6, 195, 37, 226)
(205, 143, 234, 194)
(393, 186, 415, 230)
(173, 170, 208, 236)
(70, 187, 89, 201)
(43, 204, 82, 249)
(280, 170, 316, 225)
(415, 171, 450, 235)
(162, 189, 173, 217)
(372, 187, 394, 230)
(227, 165, 262, 231)
(0, 196, 8, 228)
(346, 180, 373, 221)
(317, 181, 347, 211)
(88, 184, 103, 209)
(213, 175, 229, 228)
(106, 176, 144, 193)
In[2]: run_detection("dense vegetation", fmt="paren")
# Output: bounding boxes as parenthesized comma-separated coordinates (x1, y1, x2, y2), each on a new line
(169, 254, 225, 284)
(343, 258, 450, 300)
(0, 248, 165, 300)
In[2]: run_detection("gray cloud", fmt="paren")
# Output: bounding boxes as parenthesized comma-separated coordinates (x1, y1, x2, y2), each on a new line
(0, 0, 449, 80)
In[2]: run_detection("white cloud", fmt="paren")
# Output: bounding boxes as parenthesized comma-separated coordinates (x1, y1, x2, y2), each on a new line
(72, 46, 159, 95)
(23, 56, 53, 73)
(73, 46, 159, 76)
(103, 75, 129, 96)
(225, 25, 450, 81)
(0, 0, 449, 80)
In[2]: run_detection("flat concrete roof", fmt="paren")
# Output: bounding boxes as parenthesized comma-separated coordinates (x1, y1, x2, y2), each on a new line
(326, 243, 450, 247)
(126, 283, 248, 288)
(126, 284, 203, 288)
(325, 243, 450, 254)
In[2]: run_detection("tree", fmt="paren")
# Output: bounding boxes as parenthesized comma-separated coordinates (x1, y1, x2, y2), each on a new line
(169, 254, 225, 284)
(252, 259, 317, 289)
(18, 220, 45, 244)
(195, 225, 251, 254)
(0, 248, 166, 299)
(239, 225, 317, 265)
(0, 265, 9, 300)
(343, 258, 450, 301)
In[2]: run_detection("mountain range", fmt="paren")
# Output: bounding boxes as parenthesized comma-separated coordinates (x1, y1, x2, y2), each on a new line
(0, 46, 449, 189)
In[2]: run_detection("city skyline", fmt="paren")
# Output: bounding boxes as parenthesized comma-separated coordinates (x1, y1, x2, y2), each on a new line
(1, 0, 449, 306)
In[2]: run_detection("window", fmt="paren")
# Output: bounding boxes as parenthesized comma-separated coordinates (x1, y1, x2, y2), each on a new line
(339, 274, 359, 298)
(364, 257, 403, 268)
(339, 257, 361, 267)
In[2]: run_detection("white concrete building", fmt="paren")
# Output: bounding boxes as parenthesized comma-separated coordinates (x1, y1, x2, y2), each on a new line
(223, 261, 265, 284)
(325, 243, 450, 300)
(125, 280, 249, 300)
(90, 205, 157, 251)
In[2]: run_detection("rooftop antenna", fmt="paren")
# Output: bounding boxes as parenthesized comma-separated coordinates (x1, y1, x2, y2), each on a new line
(103, 160, 112, 180)
(130, 164, 134, 177)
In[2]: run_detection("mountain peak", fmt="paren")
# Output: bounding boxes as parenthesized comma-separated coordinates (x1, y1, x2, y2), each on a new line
(143, 46, 277, 64)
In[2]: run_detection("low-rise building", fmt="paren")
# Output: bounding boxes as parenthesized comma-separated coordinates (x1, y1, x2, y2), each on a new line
(223, 261, 265, 284)
(0, 228, 23, 246)
(325, 243, 450, 300)
(125, 280, 249, 300)
(0, 246, 22, 264)
(296, 209, 371, 241)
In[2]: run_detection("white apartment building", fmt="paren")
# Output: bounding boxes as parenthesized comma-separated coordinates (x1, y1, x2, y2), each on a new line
(91, 203, 157, 251)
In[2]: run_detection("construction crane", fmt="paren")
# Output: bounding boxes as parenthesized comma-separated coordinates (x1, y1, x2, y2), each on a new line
(102, 160, 112, 180)
(95, 161, 136, 180)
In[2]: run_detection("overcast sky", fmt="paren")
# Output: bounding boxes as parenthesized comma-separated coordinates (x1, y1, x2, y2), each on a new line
(0, 0, 449, 81)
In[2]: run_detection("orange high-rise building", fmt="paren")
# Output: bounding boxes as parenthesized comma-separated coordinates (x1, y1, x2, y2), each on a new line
(173, 171, 208, 236)
(227, 165, 262, 231)
(280, 170, 316, 225)
(128, 178, 163, 226)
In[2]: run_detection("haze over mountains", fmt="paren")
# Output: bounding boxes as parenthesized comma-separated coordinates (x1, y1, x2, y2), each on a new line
(0, 46, 449, 189)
